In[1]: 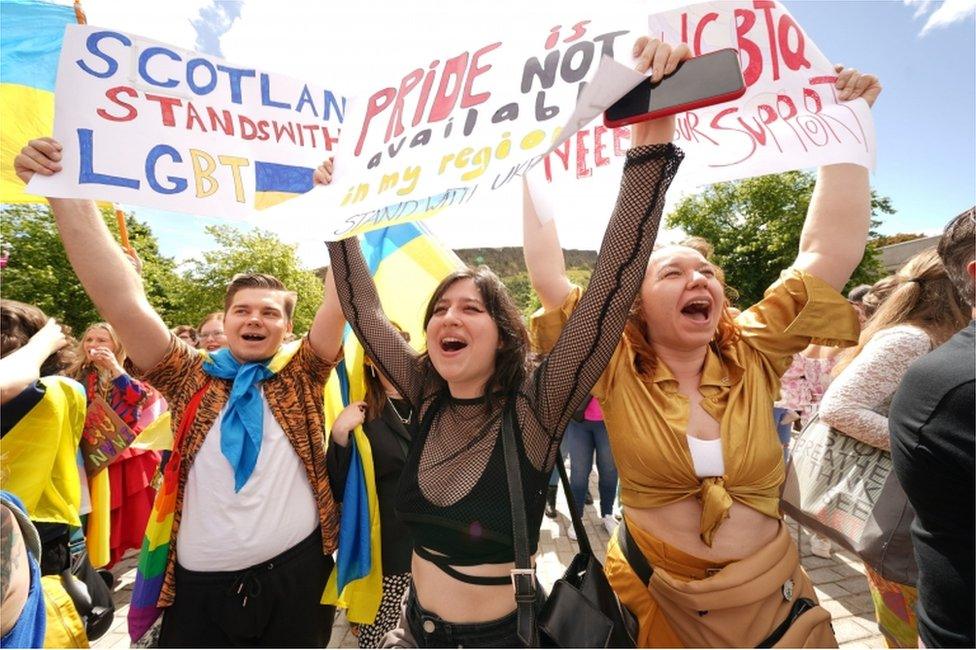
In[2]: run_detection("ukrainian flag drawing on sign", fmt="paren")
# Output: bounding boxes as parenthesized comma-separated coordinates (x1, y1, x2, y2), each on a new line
(0, 0, 75, 203)
(322, 220, 463, 623)
(254, 161, 314, 210)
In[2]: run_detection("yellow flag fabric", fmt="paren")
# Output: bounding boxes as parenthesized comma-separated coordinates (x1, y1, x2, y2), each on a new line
(0, 376, 86, 527)
(41, 574, 90, 648)
(321, 341, 383, 623)
(85, 469, 111, 568)
(130, 412, 174, 451)
(320, 222, 463, 624)
(0, 0, 75, 203)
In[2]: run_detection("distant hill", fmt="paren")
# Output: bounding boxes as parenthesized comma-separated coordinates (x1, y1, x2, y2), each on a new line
(316, 246, 598, 316)
(455, 247, 597, 276)
(455, 247, 596, 315)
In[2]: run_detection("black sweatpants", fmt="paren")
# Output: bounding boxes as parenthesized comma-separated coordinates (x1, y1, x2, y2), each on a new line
(158, 530, 336, 648)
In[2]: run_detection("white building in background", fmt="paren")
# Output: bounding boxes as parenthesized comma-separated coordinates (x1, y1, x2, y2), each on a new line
(878, 235, 942, 273)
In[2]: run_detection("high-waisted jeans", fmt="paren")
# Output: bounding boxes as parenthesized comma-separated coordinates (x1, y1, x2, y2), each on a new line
(564, 419, 618, 517)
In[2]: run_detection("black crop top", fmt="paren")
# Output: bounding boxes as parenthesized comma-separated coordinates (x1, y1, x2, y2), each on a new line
(326, 144, 682, 573)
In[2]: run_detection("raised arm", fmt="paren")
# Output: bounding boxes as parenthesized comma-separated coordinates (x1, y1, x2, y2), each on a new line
(306, 160, 346, 361)
(306, 261, 345, 362)
(793, 66, 882, 291)
(0, 319, 67, 404)
(14, 138, 170, 371)
(325, 237, 424, 407)
(522, 180, 573, 312)
(529, 39, 686, 437)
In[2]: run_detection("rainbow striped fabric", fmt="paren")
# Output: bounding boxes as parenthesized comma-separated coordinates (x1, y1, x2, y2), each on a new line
(322, 221, 462, 623)
(0, 0, 74, 203)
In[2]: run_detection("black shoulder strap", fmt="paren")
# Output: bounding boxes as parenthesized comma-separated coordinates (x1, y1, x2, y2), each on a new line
(499, 398, 538, 648)
(614, 518, 653, 586)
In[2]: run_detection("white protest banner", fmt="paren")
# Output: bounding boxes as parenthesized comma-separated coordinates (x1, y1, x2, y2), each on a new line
(275, 11, 649, 240)
(528, 0, 876, 226)
(28, 24, 345, 219)
(645, 1, 875, 179)
(283, 0, 874, 241)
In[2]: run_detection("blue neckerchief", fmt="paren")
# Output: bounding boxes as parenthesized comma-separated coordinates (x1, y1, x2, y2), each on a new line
(202, 348, 274, 492)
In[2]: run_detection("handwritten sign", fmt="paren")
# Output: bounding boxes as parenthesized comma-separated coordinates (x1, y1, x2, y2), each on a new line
(28, 24, 345, 218)
(645, 1, 875, 178)
(274, 13, 642, 239)
(279, 1, 873, 240)
(80, 394, 137, 476)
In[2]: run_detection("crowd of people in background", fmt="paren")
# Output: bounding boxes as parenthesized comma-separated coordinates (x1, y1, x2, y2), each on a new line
(1, 35, 973, 650)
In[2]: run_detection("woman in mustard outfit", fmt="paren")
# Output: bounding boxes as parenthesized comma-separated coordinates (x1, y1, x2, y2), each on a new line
(524, 49, 883, 647)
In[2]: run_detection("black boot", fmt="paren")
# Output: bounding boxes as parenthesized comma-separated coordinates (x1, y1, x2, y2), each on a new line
(545, 485, 558, 519)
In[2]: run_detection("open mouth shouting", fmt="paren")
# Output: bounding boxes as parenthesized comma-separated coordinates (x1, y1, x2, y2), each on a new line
(679, 297, 713, 324)
(440, 336, 469, 354)
(241, 332, 267, 343)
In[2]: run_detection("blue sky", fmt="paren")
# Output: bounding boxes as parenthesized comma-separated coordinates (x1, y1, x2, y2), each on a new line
(786, 0, 976, 235)
(123, 0, 976, 264)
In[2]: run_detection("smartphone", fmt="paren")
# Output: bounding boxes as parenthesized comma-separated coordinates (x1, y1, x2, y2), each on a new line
(604, 48, 746, 129)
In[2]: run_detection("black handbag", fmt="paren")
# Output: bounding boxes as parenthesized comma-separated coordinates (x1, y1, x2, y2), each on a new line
(62, 530, 116, 641)
(499, 403, 637, 648)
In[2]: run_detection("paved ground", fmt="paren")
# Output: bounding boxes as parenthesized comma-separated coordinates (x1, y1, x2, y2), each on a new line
(94, 477, 886, 648)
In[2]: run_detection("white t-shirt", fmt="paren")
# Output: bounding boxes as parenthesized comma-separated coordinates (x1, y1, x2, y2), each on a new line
(177, 389, 318, 571)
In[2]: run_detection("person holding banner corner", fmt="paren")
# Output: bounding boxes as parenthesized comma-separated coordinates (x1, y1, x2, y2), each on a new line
(14, 140, 348, 647)
(325, 36, 686, 650)
(526, 49, 882, 646)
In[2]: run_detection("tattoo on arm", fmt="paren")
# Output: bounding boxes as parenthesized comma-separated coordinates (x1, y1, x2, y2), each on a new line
(1, 506, 22, 604)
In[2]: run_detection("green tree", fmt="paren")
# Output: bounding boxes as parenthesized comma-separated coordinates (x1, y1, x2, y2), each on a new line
(0, 204, 188, 334)
(500, 268, 592, 318)
(177, 225, 324, 333)
(666, 171, 892, 307)
(502, 271, 538, 316)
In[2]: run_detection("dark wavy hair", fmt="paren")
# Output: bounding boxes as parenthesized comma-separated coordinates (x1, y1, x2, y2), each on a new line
(938, 207, 975, 310)
(364, 322, 410, 420)
(0, 300, 75, 375)
(420, 267, 529, 410)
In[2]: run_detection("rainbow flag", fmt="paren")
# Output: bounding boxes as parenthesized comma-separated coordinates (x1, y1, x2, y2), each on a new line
(322, 221, 463, 623)
(254, 161, 314, 210)
(0, 0, 75, 203)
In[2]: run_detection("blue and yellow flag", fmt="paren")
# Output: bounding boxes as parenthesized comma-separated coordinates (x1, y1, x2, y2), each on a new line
(322, 221, 463, 624)
(254, 161, 314, 210)
(0, 0, 76, 203)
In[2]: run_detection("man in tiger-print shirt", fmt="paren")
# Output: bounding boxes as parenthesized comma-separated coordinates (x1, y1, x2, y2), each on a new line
(16, 140, 345, 647)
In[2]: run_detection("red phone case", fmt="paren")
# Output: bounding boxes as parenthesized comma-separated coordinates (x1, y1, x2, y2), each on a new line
(603, 49, 746, 130)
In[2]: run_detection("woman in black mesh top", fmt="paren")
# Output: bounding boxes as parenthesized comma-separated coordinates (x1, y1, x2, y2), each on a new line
(322, 38, 688, 649)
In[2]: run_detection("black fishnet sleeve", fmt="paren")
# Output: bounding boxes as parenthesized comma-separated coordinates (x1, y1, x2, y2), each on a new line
(326, 238, 425, 407)
(522, 144, 683, 468)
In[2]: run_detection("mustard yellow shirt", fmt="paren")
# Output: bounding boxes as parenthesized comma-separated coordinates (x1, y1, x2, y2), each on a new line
(530, 268, 859, 545)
